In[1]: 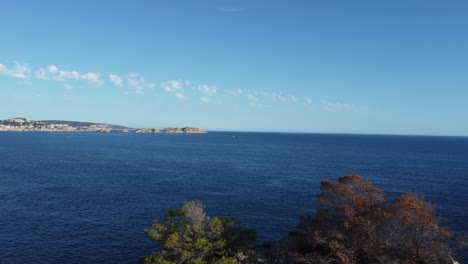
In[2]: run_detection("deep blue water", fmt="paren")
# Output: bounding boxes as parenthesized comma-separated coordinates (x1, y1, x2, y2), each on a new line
(0, 132, 467, 263)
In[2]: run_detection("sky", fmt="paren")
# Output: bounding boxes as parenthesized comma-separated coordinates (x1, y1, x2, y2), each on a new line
(0, 0, 467, 136)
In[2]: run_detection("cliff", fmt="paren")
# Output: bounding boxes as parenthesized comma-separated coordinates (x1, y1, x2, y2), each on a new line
(135, 128, 160, 133)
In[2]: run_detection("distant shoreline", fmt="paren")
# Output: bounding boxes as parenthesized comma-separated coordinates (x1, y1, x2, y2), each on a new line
(0, 117, 207, 134)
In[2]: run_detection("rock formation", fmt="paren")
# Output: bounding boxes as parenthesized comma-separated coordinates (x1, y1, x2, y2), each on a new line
(134, 127, 207, 134)
(135, 128, 160, 133)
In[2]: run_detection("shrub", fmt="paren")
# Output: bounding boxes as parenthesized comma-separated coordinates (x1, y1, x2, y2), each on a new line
(142, 201, 255, 264)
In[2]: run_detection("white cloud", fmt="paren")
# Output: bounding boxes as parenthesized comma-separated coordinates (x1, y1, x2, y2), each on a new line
(128, 77, 142, 93)
(35, 68, 48, 80)
(54, 70, 80, 81)
(81, 72, 103, 85)
(200, 97, 209, 103)
(196, 84, 217, 95)
(109, 74, 123, 87)
(0, 64, 12, 73)
(290, 95, 298, 103)
(225, 89, 242, 96)
(174, 93, 187, 100)
(161, 80, 184, 92)
(241, 90, 304, 105)
(147, 82, 156, 89)
(64, 84, 72, 90)
(246, 93, 258, 102)
(47, 65, 59, 74)
(271, 93, 287, 102)
(321, 99, 352, 112)
(240, 90, 310, 106)
(52, 70, 103, 85)
(140, 77, 156, 89)
(2, 61, 194, 96)
(112, 73, 156, 92)
(109, 73, 155, 92)
(12, 63, 30, 79)
(128, 78, 140, 87)
(33, 64, 104, 86)
(0, 62, 30, 79)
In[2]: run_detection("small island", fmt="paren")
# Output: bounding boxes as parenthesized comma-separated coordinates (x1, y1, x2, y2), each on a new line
(135, 127, 207, 134)
(0, 117, 207, 134)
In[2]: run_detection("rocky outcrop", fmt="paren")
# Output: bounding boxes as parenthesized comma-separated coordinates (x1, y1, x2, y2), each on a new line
(135, 128, 160, 133)
(135, 127, 207, 134)
(96, 128, 111, 133)
(181, 127, 207, 134)
(162, 127, 183, 134)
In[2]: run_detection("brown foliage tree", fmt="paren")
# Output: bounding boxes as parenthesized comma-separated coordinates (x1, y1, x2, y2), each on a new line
(293, 174, 453, 264)
(381, 193, 452, 263)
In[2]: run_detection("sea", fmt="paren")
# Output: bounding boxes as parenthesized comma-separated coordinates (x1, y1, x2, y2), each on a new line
(0, 132, 467, 264)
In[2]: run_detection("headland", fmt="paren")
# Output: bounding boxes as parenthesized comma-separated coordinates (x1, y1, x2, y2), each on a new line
(0, 117, 207, 134)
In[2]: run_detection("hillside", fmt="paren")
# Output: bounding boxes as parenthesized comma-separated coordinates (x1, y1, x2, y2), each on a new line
(38, 120, 130, 130)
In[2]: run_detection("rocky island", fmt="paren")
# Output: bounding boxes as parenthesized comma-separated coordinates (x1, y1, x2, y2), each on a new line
(0, 118, 207, 134)
(134, 127, 207, 134)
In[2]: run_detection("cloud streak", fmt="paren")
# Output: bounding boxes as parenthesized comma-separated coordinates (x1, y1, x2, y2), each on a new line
(53, 70, 81, 81)
(28, 63, 158, 93)
(109, 74, 123, 87)
(31, 64, 157, 93)
(35, 65, 104, 85)
(321, 99, 353, 112)
(108, 73, 155, 93)
(225, 89, 242, 96)
(174, 93, 187, 100)
(1, 60, 357, 111)
(81, 72, 104, 85)
(196, 84, 217, 95)
(48, 65, 58, 74)
(161, 80, 184, 92)
(127, 77, 142, 93)
(34, 65, 59, 80)
(35, 68, 48, 80)
(0, 62, 30, 79)
(246, 92, 258, 102)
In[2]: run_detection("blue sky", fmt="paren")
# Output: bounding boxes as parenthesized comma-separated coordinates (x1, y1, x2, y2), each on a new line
(0, 0, 467, 135)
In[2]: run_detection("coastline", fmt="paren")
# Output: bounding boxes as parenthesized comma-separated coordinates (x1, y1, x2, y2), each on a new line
(0, 117, 207, 134)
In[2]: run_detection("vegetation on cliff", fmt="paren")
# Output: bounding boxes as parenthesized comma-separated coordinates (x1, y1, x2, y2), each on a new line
(141, 201, 256, 264)
(288, 174, 454, 263)
(143, 175, 464, 263)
